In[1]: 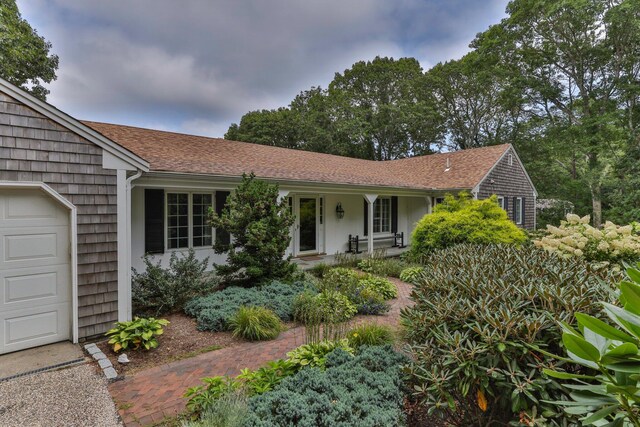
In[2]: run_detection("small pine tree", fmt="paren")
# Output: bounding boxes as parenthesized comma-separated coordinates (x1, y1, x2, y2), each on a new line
(209, 173, 295, 286)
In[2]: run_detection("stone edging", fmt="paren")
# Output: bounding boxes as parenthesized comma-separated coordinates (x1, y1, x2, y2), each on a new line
(84, 343, 119, 381)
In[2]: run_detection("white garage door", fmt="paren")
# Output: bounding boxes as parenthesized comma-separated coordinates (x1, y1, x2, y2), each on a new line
(0, 189, 71, 354)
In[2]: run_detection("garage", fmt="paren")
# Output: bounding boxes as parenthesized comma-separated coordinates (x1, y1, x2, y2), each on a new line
(0, 188, 72, 354)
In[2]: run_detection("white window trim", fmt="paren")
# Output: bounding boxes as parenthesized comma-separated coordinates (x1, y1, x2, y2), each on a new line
(515, 197, 524, 225)
(373, 196, 392, 235)
(165, 191, 214, 251)
(497, 196, 506, 210)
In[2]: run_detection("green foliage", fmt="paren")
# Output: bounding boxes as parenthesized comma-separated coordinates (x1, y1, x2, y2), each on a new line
(182, 391, 248, 427)
(208, 173, 296, 286)
(348, 323, 395, 349)
(545, 263, 640, 426)
(237, 359, 298, 396)
(106, 317, 169, 353)
(399, 266, 425, 284)
(535, 214, 640, 263)
(286, 339, 354, 370)
(132, 250, 217, 317)
(244, 345, 408, 427)
(402, 244, 622, 426)
(184, 376, 242, 416)
(358, 257, 406, 277)
(319, 267, 394, 315)
(185, 280, 313, 332)
(227, 57, 440, 160)
(358, 275, 397, 300)
(0, 0, 59, 100)
(473, 0, 640, 227)
(293, 290, 357, 343)
(308, 262, 331, 278)
(229, 306, 283, 341)
(319, 267, 360, 294)
(411, 192, 527, 256)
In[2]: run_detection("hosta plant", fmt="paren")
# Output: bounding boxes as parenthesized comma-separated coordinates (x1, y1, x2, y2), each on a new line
(535, 214, 640, 263)
(399, 266, 425, 284)
(106, 317, 169, 352)
(544, 263, 640, 426)
(286, 339, 354, 369)
(402, 244, 622, 426)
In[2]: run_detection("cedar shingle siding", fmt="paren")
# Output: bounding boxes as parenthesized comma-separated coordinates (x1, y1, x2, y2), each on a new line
(0, 92, 118, 338)
(477, 148, 536, 229)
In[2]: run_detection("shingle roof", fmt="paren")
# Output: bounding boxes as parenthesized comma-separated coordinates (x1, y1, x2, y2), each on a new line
(83, 121, 510, 191)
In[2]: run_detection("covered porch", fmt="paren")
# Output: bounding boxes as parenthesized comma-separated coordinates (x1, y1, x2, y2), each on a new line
(280, 189, 430, 259)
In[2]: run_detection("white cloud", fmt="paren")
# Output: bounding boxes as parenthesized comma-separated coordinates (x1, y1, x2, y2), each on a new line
(17, 0, 509, 137)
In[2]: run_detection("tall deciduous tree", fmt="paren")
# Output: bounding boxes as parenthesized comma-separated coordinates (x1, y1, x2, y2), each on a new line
(0, 0, 59, 100)
(329, 56, 441, 160)
(425, 51, 525, 150)
(473, 0, 640, 226)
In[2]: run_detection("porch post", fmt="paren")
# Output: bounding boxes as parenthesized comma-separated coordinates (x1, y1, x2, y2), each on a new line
(425, 196, 432, 214)
(364, 194, 378, 254)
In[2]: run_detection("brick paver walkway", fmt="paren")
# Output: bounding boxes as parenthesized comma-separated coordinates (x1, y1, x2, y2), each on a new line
(109, 278, 413, 426)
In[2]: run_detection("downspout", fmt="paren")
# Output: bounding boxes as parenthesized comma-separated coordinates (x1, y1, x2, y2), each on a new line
(125, 170, 142, 320)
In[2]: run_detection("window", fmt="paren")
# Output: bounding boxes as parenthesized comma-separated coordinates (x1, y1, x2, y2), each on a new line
(192, 194, 213, 247)
(373, 197, 391, 234)
(497, 196, 506, 210)
(508, 154, 514, 166)
(167, 193, 189, 249)
(514, 197, 523, 225)
(434, 197, 445, 206)
(166, 192, 213, 250)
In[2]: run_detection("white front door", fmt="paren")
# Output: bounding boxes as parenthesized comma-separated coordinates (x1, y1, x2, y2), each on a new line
(297, 196, 319, 255)
(0, 189, 72, 354)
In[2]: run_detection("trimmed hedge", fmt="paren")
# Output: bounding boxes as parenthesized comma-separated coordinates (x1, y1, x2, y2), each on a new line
(185, 281, 314, 332)
(245, 345, 408, 427)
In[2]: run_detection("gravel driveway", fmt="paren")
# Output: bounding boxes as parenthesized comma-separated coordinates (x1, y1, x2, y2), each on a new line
(0, 363, 121, 427)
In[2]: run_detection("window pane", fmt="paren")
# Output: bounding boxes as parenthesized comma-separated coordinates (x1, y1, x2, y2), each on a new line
(167, 192, 189, 249)
(192, 193, 213, 247)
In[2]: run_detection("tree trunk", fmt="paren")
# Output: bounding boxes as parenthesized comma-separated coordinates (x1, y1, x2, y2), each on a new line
(591, 184, 602, 228)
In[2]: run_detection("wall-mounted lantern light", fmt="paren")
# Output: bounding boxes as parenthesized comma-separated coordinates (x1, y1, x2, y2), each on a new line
(336, 202, 345, 219)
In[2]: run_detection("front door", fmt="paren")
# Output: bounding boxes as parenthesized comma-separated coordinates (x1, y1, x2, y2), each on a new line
(298, 197, 317, 254)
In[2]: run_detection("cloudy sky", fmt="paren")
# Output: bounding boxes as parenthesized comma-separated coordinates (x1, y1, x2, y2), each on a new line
(18, 0, 508, 138)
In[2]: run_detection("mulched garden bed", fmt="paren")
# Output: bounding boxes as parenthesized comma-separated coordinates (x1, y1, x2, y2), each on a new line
(95, 312, 242, 376)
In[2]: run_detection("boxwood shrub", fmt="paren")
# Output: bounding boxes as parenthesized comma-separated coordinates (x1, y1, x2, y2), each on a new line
(402, 244, 623, 426)
(244, 345, 408, 427)
(185, 280, 314, 332)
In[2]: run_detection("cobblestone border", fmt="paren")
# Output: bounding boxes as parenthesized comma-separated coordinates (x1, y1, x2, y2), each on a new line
(84, 343, 119, 381)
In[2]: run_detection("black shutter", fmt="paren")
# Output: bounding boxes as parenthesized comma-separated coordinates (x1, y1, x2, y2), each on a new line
(215, 191, 231, 246)
(144, 189, 165, 254)
(391, 196, 398, 234)
(363, 199, 368, 236)
(512, 197, 517, 221)
(521, 197, 526, 227)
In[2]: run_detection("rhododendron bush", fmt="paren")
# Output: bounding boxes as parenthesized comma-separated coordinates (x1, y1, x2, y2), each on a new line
(534, 214, 640, 262)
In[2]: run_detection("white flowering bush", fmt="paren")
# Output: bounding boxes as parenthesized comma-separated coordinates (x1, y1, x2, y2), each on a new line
(534, 214, 640, 262)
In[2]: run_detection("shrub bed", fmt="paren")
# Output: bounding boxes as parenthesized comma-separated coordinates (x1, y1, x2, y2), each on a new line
(185, 281, 313, 332)
(402, 244, 623, 426)
(132, 250, 218, 316)
(534, 213, 640, 263)
(320, 267, 396, 315)
(244, 345, 408, 427)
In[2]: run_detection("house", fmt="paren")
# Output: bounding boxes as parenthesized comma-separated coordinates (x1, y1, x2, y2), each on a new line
(0, 77, 537, 353)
